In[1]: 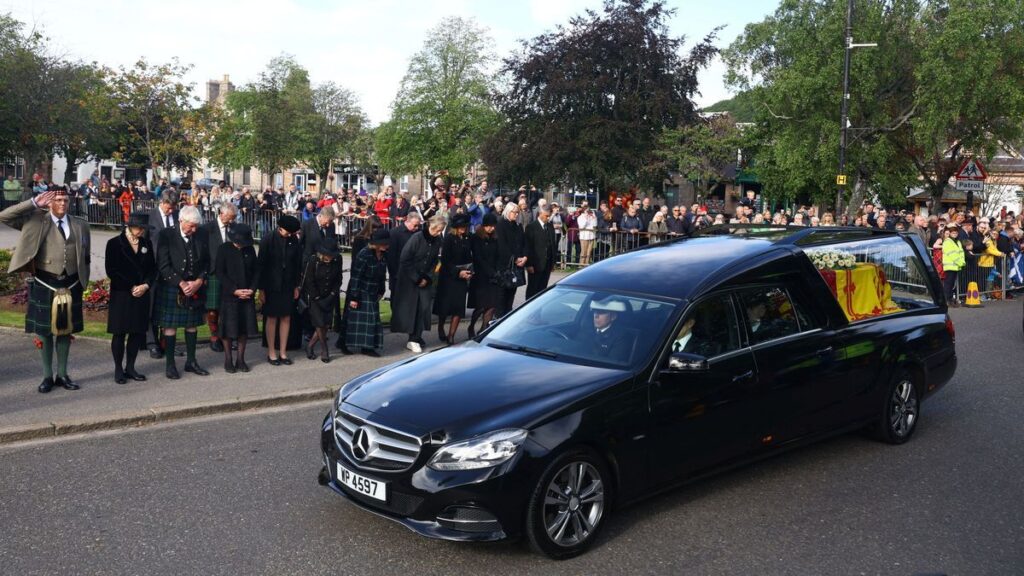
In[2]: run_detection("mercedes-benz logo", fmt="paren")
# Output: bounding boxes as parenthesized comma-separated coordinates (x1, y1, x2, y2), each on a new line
(351, 426, 372, 461)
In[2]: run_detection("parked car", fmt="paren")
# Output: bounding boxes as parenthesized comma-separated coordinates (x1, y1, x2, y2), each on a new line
(317, 225, 957, 558)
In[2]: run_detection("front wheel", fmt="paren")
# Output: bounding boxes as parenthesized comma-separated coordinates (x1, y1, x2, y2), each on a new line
(873, 370, 920, 444)
(525, 450, 610, 559)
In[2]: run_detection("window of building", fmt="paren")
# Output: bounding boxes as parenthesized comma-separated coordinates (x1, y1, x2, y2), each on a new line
(242, 167, 251, 185)
(400, 175, 409, 193)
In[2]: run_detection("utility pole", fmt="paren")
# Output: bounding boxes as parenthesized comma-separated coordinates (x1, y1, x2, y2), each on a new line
(837, 0, 876, 218)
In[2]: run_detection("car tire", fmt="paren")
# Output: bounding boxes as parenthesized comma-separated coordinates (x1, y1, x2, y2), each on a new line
(525, 449, 611, 559)
(873, 370, 920, 445)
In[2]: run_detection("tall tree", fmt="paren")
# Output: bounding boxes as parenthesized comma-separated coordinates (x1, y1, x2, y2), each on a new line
(657, 114, 746, 198)
(375, 17, 498, 180)
(53, 66, 120, 185)
(302, 82, 367, 187)
(483, 0, 718, 191)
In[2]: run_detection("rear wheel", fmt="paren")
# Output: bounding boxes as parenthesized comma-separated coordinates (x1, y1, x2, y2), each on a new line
(874, 370, 920, 444)
(525, 450, 610, 559)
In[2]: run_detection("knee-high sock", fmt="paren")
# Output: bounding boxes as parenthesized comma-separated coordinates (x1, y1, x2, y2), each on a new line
(126, 333, 144, 372)
(164, 334, 177, 369)
(55, 335, 71, 378)
(39, 334, 54, 379)
(184, 331, 198, 363)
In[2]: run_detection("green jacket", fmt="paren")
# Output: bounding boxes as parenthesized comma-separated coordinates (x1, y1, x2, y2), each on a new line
(942, 237, 965, 272)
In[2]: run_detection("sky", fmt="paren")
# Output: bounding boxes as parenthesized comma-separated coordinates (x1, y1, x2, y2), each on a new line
(5, 0, 776, 125)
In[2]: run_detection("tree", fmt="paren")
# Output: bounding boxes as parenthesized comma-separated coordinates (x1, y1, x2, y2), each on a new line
(657, 114, 746, 197)
(375, 17, 498, 180)
(483, 0, 718, 192)
(723, 0, 1024, 213)
(302, 82, 367, 187)
(107, 59, 204, 181)
(53, 66, 120, 185)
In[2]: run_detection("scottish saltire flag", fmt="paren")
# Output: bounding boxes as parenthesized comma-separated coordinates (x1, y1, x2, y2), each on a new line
(1010, 251, 1024, 285)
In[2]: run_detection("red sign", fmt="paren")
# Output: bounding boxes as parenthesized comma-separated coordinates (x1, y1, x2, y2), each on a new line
(955, 158, 988, 180)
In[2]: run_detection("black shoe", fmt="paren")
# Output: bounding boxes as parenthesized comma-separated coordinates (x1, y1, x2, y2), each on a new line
(210, 339, 224, 353)
(280, 357, 293, 366)
(56, 375, 80, 390)
(149, 345, 164, 359)
(166, 365, 180, 380)
(115, 367, 126, 385)
(184, 361, 210, 376)
(38, 377, 54, 393)
(224, 360, 236, 374)
(438, 325, 447, 341)
(307, 346, 317, 360)
(361, 348, 381, 357)
(125, 369, 147, 381)
(267, 356, 281, 366)
(321, 354, 332, 363)
(237, 360, 250, 373)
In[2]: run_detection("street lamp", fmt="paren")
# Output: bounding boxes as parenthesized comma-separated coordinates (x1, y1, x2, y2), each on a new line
(836, 0, 877, 216)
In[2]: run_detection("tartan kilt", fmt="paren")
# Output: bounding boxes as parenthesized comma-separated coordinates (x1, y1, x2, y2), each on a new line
(25, 280, 84, 336)
(345, 299, 384, 350)
(205, 274, 222, 310)
(156, 283, 205, 328)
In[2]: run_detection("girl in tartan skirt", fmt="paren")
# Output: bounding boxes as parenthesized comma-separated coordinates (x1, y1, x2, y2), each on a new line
(345, 229, 390, 356)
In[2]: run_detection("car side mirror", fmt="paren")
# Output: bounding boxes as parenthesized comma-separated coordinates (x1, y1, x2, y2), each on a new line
(666, 352, 708, 372)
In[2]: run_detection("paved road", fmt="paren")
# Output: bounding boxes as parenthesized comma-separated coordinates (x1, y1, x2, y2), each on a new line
(1, 302, 1022, 575)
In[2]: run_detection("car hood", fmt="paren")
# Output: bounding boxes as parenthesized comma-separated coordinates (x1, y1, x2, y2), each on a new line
(341, 341, 631, 439)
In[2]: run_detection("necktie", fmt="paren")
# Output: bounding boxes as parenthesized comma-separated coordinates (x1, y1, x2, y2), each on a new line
(673, 341, 681, 352)
(56, 219, 66, 240)
(166, 215, 172, 228)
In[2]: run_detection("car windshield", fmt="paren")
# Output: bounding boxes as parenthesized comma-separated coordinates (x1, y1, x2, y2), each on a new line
(483, 287, 678, 368)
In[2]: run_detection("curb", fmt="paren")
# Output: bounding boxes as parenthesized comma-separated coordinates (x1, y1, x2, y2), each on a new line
(0, 386, 338, 446)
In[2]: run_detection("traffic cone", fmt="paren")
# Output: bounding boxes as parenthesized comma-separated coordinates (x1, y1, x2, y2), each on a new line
(964, 282, 983, 307)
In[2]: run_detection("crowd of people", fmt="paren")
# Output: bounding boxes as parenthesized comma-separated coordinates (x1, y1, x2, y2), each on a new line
(4, 172, 1024, 393)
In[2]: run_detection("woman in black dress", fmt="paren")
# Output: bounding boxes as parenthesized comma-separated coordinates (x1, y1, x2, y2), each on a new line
(105, 212, 157, 383)
(496, 202, 527, 317)
(216, 224, 260, 373)
(258, 214, 302, 365)
(468, 211, 501, 338)
(435, 213, 474, 344)
(302, 239, 344, 363)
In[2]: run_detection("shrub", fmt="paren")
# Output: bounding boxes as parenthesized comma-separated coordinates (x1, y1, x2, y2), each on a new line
(0, 249, 22, 294)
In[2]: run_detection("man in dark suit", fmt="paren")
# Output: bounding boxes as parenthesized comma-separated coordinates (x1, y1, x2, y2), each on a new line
(201, 203, 237, 352)
(0, 187, 91, 393)
(301, 204, 337, 264)
(147, 192, 179, 357)
(581, 296, 634, 364)
(386, 211, 421, 292)
(156, 206, 210, 379)
(525, 206, 557, 299)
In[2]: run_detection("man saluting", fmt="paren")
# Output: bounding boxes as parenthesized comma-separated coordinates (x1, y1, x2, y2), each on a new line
(0, 186, 91, 393)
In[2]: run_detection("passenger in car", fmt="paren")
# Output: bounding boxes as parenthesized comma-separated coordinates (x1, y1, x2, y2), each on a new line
(582, 296, 633, 363)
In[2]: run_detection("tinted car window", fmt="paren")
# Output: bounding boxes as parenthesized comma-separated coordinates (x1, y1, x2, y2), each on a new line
(736, 287, 801, 345)
(670, 294, 740, 358)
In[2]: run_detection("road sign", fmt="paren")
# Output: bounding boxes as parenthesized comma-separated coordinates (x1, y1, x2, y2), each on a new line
(836, 175, 847, 185)
(955, 158, 988, 181)
(956, 180, 985, 191)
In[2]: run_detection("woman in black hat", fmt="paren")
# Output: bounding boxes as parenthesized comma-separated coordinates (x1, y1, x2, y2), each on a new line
(216, 223, 260, 373)
(105, 211, 158, 383)
(344, 228, 390, 356)
(435, 213, 474, 344)
(302, 238, 344, 362)
(258, 214, 302, 365)
(468, 211, 502, 337)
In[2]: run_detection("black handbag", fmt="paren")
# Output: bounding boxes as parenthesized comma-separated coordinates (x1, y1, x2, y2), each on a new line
(491, 258, 519, 289)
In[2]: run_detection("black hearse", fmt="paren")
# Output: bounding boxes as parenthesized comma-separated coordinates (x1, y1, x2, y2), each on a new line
(318, 226, 956, 559)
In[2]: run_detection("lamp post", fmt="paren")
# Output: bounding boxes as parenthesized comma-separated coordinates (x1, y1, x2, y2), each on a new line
(836, 0, 876, 216)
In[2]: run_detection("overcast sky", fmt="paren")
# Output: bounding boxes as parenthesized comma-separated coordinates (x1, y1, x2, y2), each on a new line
(5, 0, 775, 124)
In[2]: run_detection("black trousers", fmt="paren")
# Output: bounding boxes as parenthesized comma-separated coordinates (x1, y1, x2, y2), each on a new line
(526, 268, 551, 300)
(942, 270, 959, 302)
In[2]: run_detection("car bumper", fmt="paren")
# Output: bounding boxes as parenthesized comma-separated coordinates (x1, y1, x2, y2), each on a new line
(318, 413, 537, 542)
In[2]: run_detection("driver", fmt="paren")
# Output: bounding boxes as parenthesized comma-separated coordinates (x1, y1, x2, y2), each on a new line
(586, 296, 633, 363)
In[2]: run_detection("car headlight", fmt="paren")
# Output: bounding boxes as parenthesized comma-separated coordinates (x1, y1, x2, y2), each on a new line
(427, 429, 528, 471)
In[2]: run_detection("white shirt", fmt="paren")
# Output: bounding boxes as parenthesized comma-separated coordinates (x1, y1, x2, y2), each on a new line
(673, 332, 693, 352)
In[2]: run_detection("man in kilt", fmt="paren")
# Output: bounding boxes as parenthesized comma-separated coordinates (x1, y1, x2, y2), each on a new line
(344, 229, 390, 356)
(156, 205, 210, 379)
(0, 187, 91, 393)
(201, 203, 237, 352)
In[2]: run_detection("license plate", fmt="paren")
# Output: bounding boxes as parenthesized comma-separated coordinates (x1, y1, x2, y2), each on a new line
(336, 461, 387, 501)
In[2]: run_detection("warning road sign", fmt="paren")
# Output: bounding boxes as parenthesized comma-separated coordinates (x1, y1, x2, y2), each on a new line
(955, 158, 988, 181)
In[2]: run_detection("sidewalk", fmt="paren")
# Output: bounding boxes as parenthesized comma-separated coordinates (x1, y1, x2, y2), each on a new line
(0, 268, 574, 443)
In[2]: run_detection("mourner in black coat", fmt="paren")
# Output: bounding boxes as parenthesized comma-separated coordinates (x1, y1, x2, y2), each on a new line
(434, 214, 474, 344)
(146, 193, 178, 357)
(468, 211, 502, 338)
(301, 207, 338, 264)
(216, 224, 260, 374)
(258, 215, 303, 365)
(302, 239, 344, 363)
(105, 212, 157, 383)
(386, 213, 421, 292)
(156, 206, 210, 379)
(525, 208, 558, 300)
(200, 203, 237, 352)
(391, 217, 445, 353)
(496, 205, 527, 316)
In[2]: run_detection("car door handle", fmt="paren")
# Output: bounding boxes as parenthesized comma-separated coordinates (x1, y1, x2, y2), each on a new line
(732, 370, 755, 383)
(816, 346, 833, 356)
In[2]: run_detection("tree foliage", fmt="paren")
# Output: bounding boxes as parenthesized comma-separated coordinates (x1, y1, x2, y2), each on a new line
(375, 17, 498, 180)
(657, 114, 746, 193)
(482, 0, 718, 190)
(724, 0, 1024, 211)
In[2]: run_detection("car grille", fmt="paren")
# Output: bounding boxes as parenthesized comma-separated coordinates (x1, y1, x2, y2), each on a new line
(334, 408, 421, 472)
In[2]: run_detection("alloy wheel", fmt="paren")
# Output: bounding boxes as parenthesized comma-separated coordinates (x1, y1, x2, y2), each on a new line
(542, 461, 605, 547)
(890, 379, 918, 438)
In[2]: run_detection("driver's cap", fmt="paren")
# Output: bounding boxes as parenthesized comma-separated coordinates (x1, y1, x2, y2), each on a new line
(590, 296, 628, 313)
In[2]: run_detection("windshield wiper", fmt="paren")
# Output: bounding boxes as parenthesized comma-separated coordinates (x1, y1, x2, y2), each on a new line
(487, 341, 558, 359)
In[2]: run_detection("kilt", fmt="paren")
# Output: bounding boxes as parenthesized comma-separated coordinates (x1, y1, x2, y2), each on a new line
(205, 274, 222, 310)
(156, 283, 205, 328)
(25, 278, 83, 336)
(345, 299, 383, 350)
